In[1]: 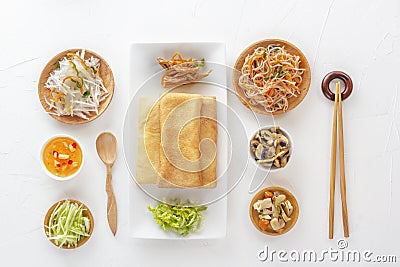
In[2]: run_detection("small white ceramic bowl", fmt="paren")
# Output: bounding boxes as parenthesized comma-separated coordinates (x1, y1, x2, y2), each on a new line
(40, 134, 84, 181)
(249, 126, 293, 172)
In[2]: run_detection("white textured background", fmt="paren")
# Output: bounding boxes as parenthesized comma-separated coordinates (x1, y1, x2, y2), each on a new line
(1, 0, 399, 266)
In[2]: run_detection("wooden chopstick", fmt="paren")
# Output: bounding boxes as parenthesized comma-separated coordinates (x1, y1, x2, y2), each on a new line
(328, 83, 339, 239)
(329, 82, 350, 239)
(337, 83, 350, 237)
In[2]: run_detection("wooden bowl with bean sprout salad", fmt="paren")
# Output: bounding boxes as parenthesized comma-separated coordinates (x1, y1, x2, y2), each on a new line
(38, 49, 115, 124)
(233, 39, 311, 115)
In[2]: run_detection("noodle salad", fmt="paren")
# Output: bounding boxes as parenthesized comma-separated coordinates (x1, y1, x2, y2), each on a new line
(238, 45, 304, 113)
(44, 50, 109, 120)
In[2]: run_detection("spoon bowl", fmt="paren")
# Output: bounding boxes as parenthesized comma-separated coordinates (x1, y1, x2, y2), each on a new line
(96, 132, 118, 166)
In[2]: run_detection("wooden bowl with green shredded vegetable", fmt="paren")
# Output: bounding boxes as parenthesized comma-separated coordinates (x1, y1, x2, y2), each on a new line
(44, 199, 94, 249)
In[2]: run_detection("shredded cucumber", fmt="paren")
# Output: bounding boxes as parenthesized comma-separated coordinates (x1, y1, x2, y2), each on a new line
(45, 200, 91, 248)
(148, 200, 207, 236)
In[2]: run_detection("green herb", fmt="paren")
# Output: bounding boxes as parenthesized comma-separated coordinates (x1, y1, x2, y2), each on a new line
(69, 61, 84, 88)
(148, 199, 207, 236)
(269, 45, 280, 53)
(45, 200, 90, 248)
(56, 61, 60, 69)
(191, 58, 206, 68)
(278, 71, 288, 78)
(70, 78, 82, 89)
(70, 61, 79, 75)
(82, 91, 90, 97)
(91, 66, 98, 74)
(197, 58, 205, 67)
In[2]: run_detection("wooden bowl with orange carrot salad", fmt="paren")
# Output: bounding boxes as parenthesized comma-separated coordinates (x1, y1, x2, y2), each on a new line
(233, 39, 311, 115)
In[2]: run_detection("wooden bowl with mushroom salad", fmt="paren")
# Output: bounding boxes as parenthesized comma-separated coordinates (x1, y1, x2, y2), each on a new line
(249, 186, 299, 236)
(249, 126, 293, 171)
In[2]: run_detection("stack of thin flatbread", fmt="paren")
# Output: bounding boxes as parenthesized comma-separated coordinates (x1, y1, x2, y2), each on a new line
(136, 92, 217, 188)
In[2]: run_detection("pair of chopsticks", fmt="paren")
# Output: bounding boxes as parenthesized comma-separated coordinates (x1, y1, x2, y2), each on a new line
(328, 82, 349, 239)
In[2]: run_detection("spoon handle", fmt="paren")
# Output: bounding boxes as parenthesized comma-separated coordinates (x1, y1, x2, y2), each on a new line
(106, 164, 117, 236)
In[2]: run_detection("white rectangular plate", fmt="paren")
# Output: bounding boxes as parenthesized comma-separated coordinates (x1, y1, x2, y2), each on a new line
(125, 42, 227, 239)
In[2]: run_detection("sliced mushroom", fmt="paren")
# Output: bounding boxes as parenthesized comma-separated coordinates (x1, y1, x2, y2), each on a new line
(274, 159, 281, 168)
(250, 140, 259, 153)
(271, 202, 280, 218)
(266, 146, 275, 158)
(266, 139, 274, 146)
(280, 154, 289, 167)
(280, 204, 291, 222)
(275, 194, 286, 205)
(278, 134, 289, 146)
(254, 144, 261, 159)
(270, 218, 285, 231)
(253, 198, 272, 212)
(270, 126, 280, 133)
(255, 144, 265, 160)
(283, 200, 293, 216)
(274, 148, 289, 160)
(275, 144, 281, 155)
(257, 157, 274, 163)
(269, 132, 281, 139)
(260, 129, 273, 138)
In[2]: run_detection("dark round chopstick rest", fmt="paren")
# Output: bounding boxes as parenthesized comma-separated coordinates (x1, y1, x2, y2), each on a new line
(321, 71, 353, 101)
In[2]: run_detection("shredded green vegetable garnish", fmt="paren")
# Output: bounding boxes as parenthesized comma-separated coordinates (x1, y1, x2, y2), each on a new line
(148, 200, 207, 236)
(45, 200, 91, 248)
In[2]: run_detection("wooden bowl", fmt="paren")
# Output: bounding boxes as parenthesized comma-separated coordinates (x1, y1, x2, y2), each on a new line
(233, 39, 311, 115)
(38, 49, 115, 124)
(249, 186, 299, 236)
(44, 199, 94, 249)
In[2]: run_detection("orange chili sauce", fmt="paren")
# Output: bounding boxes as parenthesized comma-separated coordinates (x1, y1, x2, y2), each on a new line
(42, 136, 83, 177)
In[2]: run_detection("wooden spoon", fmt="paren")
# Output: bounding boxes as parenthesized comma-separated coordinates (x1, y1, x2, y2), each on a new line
(96, 132, 118, 235)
